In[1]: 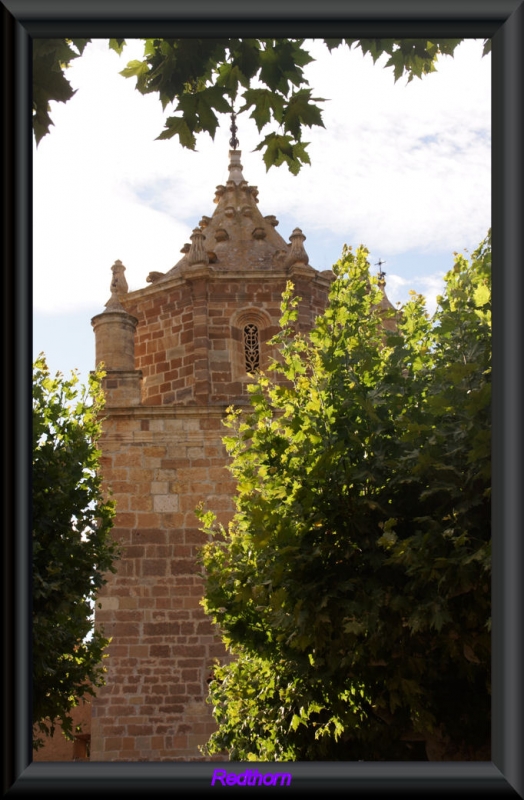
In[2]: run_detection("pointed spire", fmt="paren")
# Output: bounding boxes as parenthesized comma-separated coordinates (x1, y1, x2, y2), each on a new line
(164, 141, 315, 278)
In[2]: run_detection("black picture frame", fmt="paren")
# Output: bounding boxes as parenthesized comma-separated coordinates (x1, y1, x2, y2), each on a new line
(3, 1, 523, 796)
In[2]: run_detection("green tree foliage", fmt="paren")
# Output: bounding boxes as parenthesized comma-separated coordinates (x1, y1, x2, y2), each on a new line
(32, 356, 120, 748)
(32, 38, 91, 145)
(198, 232, 491, 761)
(32, 37, 490, 173)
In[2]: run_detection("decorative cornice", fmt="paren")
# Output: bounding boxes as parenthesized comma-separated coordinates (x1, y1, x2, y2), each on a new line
(91, 308, 138, 327)
(178, 263, 215, 280)
(120, 265, 334, 306)
(100, 404, 234, 419)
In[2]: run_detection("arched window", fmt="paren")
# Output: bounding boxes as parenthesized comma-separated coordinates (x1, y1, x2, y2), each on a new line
(243, 323, 260, 373)
(230, 308, 273, 382)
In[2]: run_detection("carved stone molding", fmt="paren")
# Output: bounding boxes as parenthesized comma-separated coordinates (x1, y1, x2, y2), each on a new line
(187, 227, 209, 266)
(285, 227, 310, 267)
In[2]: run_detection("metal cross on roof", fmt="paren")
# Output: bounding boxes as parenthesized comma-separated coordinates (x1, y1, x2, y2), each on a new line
(375, 259, 387, 281)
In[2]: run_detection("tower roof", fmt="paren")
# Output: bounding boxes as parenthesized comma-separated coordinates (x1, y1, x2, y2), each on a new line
(147, 149, 309, 283)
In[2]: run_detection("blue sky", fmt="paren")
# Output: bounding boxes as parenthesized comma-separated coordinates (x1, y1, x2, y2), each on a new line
(33, 38, 491, 386)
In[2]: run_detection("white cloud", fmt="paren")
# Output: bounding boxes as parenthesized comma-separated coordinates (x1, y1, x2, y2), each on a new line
(385, 271, 447, 317)
(33, 37, 490, 324)
(260, 39, 490, 255)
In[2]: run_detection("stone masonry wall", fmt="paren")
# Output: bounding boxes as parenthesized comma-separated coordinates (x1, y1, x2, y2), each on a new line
(90, 407, 236, 761)
(90, 266, 333, 761)
(123, 269, 331, 407)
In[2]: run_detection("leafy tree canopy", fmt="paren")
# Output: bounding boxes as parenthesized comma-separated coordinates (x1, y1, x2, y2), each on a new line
(32, 356, 120, 748)
(33, 37, 490, 173)
(198, 232, 491, 760)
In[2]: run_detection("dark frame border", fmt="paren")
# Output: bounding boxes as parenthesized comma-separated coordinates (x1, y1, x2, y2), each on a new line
(3, 1, 523, 796)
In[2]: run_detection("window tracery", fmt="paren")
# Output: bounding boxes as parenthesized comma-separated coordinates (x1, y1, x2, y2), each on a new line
(243, 324, 260, 373)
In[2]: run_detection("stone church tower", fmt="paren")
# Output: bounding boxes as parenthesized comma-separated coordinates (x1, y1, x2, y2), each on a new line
(89, 149, 336, 761)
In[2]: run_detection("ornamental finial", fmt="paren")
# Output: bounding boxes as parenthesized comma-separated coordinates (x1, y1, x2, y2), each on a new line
(229, 109, 239, 150)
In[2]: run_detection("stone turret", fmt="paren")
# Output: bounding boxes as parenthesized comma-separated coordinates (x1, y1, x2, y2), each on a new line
(91, 260, 141, 405)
